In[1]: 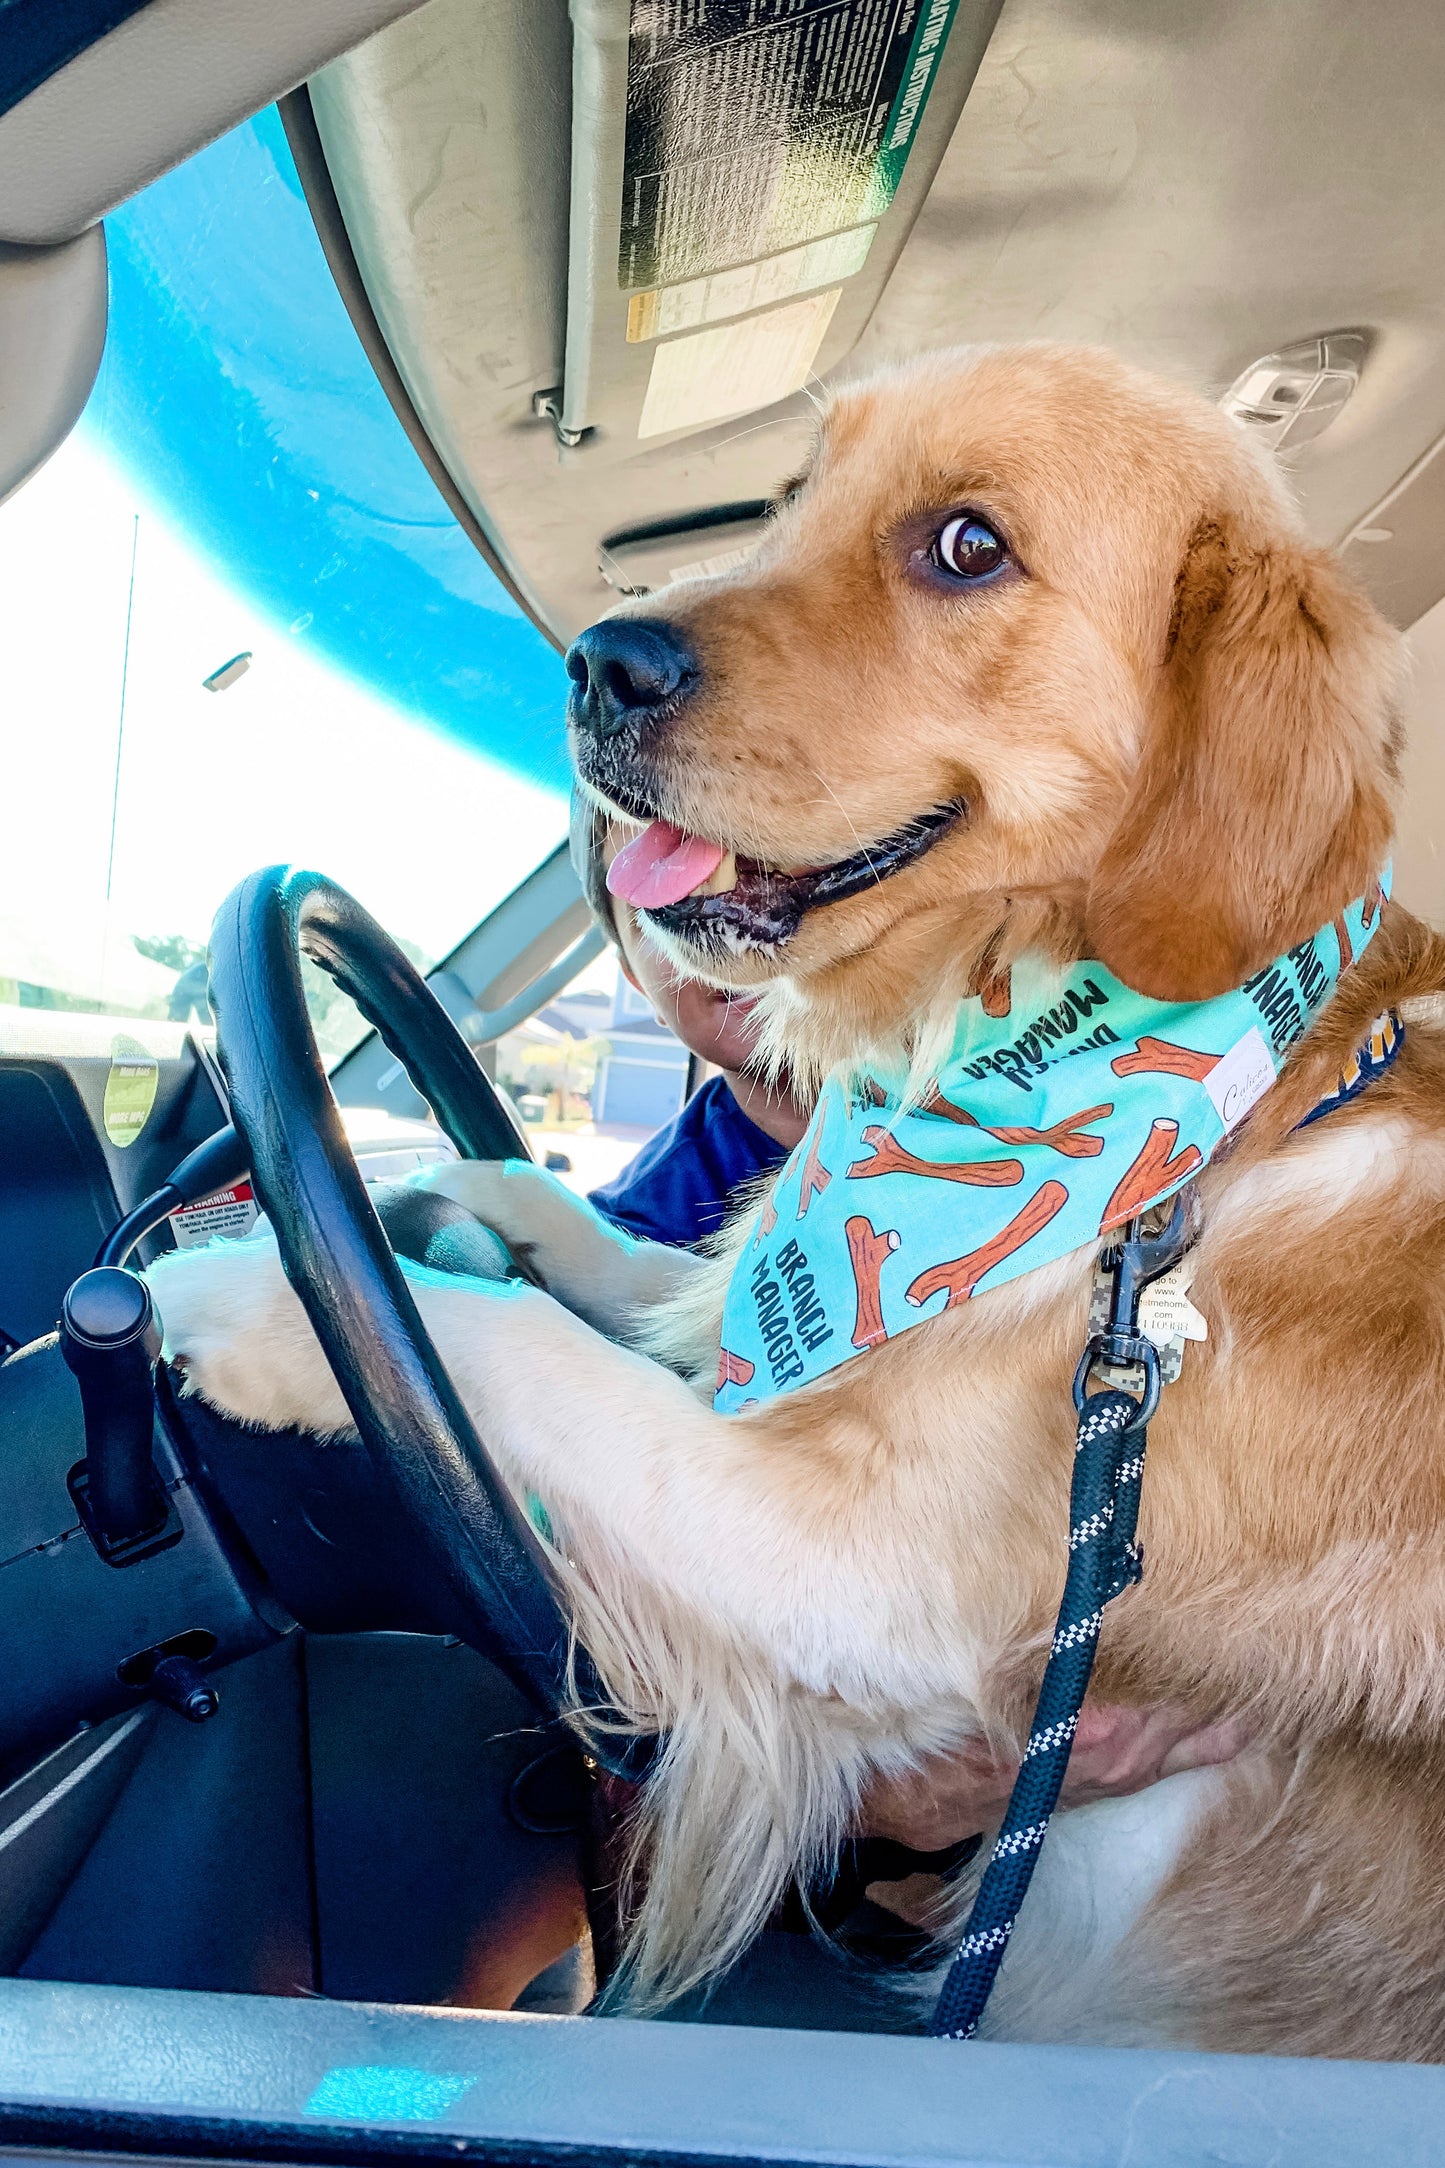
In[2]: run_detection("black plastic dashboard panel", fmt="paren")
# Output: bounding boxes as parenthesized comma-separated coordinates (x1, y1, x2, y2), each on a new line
(0, 1039, 226, 1353)
(0, 1068, 116, 1354)
(0, 1973, 1441, 2168)
(0, 1335, 283, 1778)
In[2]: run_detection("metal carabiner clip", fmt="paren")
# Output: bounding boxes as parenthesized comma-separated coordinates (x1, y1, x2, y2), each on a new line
(1072, 1185, 1198, 1425)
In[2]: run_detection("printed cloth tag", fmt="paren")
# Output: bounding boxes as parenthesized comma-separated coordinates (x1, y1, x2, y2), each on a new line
(717, 872, 1390, 1411)
(1202, 1026, 1275, 1131)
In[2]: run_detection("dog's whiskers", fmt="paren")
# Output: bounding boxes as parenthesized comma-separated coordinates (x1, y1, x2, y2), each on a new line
(806, 765, 881, 887)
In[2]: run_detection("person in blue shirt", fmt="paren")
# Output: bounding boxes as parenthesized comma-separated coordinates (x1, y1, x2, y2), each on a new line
(573, 799, 810, 1247)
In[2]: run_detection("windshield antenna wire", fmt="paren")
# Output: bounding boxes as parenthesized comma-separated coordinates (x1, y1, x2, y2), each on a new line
(104, 513, 140, 909)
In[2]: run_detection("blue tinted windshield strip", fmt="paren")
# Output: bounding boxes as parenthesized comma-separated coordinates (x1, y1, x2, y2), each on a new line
(86, 107, 569, 789)
(0, 0, 155, 119)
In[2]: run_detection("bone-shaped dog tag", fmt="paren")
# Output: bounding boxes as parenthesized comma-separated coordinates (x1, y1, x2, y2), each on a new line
(1089, 1257, 1206, 1388)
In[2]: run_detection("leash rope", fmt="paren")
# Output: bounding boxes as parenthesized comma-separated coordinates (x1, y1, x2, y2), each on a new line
(928, 1386, 1147, 2037)
(924, 1009, 1408, 2041)
(928, 1193, 1191, 2041)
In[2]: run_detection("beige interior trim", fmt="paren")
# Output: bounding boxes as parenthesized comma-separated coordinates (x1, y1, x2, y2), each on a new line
(0, 230, 106, 504)
(1396, 597, 1445, 931)
(0, 0, 431, 248)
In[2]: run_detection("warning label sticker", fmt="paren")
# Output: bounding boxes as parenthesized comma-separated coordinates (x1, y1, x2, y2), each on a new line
(169, 1181, 260, 1251)
(621, 0, 960, 291)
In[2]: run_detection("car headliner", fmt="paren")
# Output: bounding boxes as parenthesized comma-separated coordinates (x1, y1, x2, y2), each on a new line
(307, 0, 1445, 647)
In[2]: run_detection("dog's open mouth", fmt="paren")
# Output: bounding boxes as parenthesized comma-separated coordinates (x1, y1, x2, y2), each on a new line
(605, 800, 967, 955)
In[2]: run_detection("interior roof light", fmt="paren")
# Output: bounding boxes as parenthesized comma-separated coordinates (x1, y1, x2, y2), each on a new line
(1221, 330, 1368, 452)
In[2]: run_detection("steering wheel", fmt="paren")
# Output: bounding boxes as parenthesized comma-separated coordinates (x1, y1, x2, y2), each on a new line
(206, 864, 606, 1730)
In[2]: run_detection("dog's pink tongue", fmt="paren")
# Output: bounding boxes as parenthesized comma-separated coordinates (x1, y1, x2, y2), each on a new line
(607, 821, 724, 908)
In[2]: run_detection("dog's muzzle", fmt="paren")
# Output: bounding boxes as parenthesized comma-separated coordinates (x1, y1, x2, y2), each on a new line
(566, 616, 698, 756)
(565, 612, 966, 961)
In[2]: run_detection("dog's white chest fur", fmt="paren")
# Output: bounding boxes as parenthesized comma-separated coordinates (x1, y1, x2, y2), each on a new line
(973, 1765, 1227, 2046)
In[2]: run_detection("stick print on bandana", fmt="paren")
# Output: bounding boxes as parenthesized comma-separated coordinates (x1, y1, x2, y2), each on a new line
(847, 1127, 1024, 1186)
(797, 1130, 832, 1218)
(972, 963, 1013, 1017)
(715, 874, 1391, 1411)
(1099, 1119, 1204, 1231)
(846, 1217, 901, 1349)
(1110, 1038, 1220, 1083)
(922, 1090, 1112, 1157)
(905, 1181, 1070, 1312)
(717, 1347, 757, 1391)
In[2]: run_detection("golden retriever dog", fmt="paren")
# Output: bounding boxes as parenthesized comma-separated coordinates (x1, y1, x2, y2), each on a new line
(150, 344, 1445, 2061)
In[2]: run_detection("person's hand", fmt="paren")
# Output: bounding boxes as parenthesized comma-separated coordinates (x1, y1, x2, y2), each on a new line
(860, 1702, 1256, 1851)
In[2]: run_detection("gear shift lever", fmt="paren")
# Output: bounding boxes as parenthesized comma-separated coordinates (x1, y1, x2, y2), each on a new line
(60, 1267, 169, 1558)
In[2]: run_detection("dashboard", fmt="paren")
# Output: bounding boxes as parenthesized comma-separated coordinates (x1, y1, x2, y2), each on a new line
(0, 1015, 228, 1359)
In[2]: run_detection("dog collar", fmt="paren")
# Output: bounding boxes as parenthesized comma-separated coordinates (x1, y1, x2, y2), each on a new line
(1296, 1005, 1403, 1130)
(715, 873, 1392, 1411)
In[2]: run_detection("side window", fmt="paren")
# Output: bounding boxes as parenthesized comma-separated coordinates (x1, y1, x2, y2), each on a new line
(496, 955, 690, 1197)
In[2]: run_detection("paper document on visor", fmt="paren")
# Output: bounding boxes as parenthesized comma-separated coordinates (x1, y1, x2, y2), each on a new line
(638, 291, 841, 437)
(560, 0, 980, 441)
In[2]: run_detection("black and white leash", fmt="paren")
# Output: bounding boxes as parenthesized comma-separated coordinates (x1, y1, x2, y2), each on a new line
(928, 1189, 1195, 2041)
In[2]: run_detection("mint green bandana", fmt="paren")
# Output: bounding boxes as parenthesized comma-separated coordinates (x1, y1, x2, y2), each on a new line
(715, 876, 1390, 1411)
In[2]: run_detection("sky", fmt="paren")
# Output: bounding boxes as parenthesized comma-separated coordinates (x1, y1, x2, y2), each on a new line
(0, 106, 577, 1013)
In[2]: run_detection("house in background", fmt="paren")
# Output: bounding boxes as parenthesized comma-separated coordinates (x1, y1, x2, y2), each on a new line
(536, 983, 611, 1042)
(592, 965, 690, 1130)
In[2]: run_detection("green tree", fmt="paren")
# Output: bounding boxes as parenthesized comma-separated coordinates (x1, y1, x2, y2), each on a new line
(132, 933, 207, 974)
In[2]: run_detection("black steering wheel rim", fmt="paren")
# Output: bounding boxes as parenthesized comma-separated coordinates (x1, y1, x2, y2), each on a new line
(206, 864, 581, 1719)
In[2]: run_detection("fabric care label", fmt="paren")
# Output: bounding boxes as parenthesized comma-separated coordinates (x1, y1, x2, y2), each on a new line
(169, 1181, 260, 1251)
(103, 1037, 159, 1148)
(1202, 1026, 1275, 1132)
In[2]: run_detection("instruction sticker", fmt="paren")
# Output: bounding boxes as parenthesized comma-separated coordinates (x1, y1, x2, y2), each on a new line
(103, 1037, 159, 1148)
(621, 0, 961, 291)
(627, 225, 876, 341)
(639, 288, 841, 437)
(169, 1181, 260, 1250)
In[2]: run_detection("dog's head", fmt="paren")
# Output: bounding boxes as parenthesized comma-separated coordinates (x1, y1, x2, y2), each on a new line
(569, 345, 1400, 1060)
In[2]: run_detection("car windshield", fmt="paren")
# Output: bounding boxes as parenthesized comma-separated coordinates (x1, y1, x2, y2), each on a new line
(0, 110, 570, 1063)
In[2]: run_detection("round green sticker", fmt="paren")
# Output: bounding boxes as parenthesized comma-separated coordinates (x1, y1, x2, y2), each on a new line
(104, 1036, 159, 1148)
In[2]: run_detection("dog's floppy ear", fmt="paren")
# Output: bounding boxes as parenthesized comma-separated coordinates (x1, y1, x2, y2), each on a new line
(1085, 518, 1398, 1000)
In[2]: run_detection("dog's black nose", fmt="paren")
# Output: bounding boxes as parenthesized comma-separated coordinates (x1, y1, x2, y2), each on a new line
(564, 620, 699, 739)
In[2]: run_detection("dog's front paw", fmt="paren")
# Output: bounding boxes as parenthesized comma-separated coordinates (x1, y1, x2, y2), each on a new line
(416, 1156, 526, 1230)
(144, 1237, 353, 1435)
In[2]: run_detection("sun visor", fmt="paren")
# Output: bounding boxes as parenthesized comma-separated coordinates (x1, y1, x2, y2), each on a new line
(559, 0, 1001, 451)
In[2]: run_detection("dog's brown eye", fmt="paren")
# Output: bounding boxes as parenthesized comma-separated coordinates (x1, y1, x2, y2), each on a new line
(932, 516, 1007, 581)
